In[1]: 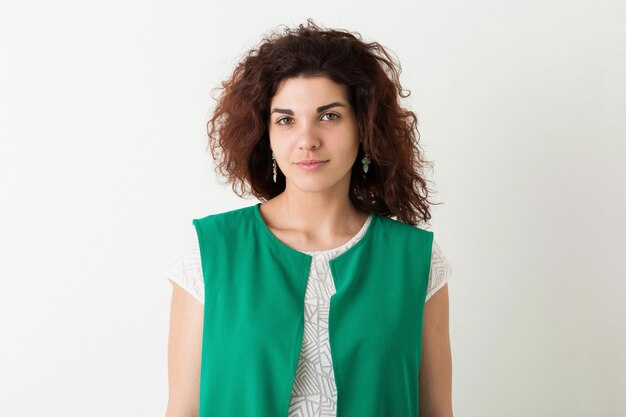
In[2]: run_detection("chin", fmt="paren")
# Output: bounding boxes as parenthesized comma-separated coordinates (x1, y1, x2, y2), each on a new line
(292, 183, 334, 193)
(288, 175, 349, 194)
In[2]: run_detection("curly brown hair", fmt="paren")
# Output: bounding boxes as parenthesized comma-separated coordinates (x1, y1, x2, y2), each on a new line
(206, 18, 439, 226)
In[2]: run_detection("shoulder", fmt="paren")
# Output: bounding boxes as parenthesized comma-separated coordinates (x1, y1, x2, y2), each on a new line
(192, 204, 255, 232)
(164, 222, 204, 304)
(376, 214, 434, 242)
(193, 204, 253, 223)
(430, 238, 453, 281)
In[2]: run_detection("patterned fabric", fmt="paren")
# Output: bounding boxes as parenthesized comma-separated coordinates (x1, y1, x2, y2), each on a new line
(286, 216, 370, 416)
(165, 215, 452, 417)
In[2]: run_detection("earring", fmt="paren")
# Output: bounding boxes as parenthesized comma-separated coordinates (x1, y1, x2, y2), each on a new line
(361, 153, 371, 173)
(272, 151, 277, 183)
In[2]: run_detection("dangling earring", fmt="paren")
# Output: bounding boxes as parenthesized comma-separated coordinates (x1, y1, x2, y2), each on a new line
(272, 151, 277, 183)
(361, 153, 371, 173)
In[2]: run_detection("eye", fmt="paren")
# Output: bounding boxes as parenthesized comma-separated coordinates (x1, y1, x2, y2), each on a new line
(275, 113, 340, 126)
(276, 117, 293, 126)
(321, 112, 340, 121)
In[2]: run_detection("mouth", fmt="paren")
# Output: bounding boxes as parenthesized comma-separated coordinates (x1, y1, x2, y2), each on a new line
(295, 160, 329, 170)
(296, 159, 329, 164)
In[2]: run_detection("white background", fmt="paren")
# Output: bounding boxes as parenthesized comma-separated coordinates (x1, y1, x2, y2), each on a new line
(1, 1, 624, 416)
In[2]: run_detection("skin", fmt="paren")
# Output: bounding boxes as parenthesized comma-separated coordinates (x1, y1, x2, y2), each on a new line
(420, 283, 454, 417)
(262, 75, 370, 248)
(165, 75, 453, 416)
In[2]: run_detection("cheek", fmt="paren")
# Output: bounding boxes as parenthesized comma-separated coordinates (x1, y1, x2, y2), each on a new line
(336, 133, 360, 155)
(268, 131, 284, 150)
(270, 141, 291, 162)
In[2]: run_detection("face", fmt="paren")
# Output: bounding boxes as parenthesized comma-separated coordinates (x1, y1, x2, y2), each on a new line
(268, 75, 360, 194)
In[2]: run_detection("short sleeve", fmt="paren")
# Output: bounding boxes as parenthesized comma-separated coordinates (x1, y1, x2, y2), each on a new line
(425, 238, 452, 303)
(164, 223, 205, 305)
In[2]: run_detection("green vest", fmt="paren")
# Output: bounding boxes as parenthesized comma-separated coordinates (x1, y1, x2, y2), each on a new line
(193, 203, 434, 416)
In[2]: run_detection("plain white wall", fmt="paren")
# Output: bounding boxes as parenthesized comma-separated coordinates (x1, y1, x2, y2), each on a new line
(1, 0, 624, 415)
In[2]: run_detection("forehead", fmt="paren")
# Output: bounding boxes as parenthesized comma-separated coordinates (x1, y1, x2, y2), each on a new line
(271, 75, 349, 106)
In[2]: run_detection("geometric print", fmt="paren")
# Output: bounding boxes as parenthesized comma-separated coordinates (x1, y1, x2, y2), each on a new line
(286, 214, 372, 417)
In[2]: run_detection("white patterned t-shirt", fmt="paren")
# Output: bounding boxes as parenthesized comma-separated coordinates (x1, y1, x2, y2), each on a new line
(165, 214, 452, 417)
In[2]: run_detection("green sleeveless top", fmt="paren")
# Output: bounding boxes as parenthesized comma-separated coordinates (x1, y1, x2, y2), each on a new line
(192, 203, 434, 417)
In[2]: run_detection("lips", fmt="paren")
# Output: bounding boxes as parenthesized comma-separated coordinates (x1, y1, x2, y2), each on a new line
(295, 159, 328, 170)
(296, 159, 328, 164)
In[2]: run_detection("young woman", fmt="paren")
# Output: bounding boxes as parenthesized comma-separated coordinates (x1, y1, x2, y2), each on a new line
(165, 19, 453, 417)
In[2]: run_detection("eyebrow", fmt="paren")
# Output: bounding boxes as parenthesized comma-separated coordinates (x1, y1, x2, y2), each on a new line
(270, 102, 347, 116)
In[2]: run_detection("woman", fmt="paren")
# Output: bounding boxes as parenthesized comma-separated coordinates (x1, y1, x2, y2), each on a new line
(165, 19, 453, 417)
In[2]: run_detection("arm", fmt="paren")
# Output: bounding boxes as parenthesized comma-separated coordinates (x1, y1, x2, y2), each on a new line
(419, 283, 454, 417)
(165, 282, 204, 417)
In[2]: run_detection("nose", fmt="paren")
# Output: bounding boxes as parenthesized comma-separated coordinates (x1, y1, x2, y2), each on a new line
(296, 122, 321, 150)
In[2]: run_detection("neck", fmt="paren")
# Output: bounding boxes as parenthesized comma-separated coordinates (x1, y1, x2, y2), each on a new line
(268, 177, 368, 240)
